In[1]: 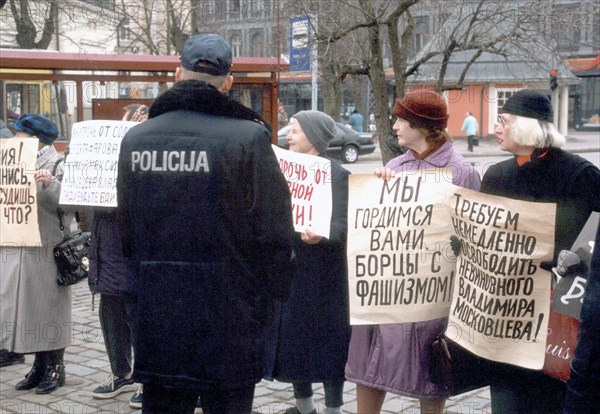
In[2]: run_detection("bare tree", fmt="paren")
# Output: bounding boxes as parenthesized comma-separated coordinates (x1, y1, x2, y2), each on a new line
(291, 0, 598, 164)
(114, 0, 192, 55)
(7, 0, 57, 49)
(2, 0, 192, 55)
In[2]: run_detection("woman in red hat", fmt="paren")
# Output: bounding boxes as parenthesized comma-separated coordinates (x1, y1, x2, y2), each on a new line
(345, 90, 481, 414)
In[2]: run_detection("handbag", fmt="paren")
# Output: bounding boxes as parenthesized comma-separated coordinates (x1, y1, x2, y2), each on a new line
(429, 334, 490, 394)
(54, 209, 91, 286)
(429, 335, 453, 391)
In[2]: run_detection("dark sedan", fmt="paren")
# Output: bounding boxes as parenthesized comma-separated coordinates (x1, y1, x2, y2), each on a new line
(278, 122, 377, 163)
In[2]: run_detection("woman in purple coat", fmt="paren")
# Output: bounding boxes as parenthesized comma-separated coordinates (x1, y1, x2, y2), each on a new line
(345, 90, 481, 414)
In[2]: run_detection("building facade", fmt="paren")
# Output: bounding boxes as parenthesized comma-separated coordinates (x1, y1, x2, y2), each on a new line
(2, 0, 597, 136)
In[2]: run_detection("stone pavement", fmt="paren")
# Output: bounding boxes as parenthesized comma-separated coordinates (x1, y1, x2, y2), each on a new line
(0, 280, 493, 413)
(1, 129, 597, 414)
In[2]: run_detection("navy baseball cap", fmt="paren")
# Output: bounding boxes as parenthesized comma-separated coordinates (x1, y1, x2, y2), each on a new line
(181, 34, 232, 75)
(12, 113, 59, 144)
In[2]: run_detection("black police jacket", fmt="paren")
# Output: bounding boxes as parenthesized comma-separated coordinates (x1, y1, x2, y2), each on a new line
(116, 80, 295, 389)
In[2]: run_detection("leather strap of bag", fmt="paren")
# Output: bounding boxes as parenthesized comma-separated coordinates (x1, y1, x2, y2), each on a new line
(52, 157, 66, 233)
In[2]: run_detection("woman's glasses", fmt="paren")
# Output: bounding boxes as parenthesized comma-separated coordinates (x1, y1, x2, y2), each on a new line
(497, 115, 507, 127)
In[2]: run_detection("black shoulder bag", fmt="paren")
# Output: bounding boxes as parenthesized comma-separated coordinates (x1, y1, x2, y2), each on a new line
(54, 211, 91, 286)
(51, 157, 92, 286)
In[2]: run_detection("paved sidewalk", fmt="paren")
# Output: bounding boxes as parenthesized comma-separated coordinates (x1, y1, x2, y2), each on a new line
(456, 129, 600, 158)
(2, 129, 596, 414)
(347, 129, 599, 174)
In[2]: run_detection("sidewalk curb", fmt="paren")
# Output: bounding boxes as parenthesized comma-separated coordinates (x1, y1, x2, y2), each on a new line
(460, 147, 600, 158)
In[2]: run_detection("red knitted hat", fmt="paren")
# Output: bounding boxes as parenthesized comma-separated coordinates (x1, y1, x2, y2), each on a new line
(392, 89, 449, 130)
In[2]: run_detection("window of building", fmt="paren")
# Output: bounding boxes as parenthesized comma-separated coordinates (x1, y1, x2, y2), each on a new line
(250, 31, 264, 57)
(497, 89, 518, 109)
(413, 33, 424, 52)
(552, 3, 582, 52)
(592, 7, 600, 47)
(207, 0, 224, 22)
(245, 0, 264, 20)
(118, 18, 131, 46)
(231, 34, 241, 57)
(231, 0, 240, 12)
(412, 16, 430, 53)
(78, 0, 115, 10)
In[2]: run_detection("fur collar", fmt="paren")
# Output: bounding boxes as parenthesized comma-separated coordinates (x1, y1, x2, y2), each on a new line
(149, 80, 271, 132)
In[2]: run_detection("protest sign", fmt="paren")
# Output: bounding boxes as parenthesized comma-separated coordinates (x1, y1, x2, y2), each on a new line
(550, 212, 598, 319)
(273, 145, 332, 238)
(59, 120, 137, 207)
(1, 138, 41, 246)
(446, 188, 555, 370)
(552, 275, 587, 319)
(544, 212, 598, 381)
(347, 170, 457, 325)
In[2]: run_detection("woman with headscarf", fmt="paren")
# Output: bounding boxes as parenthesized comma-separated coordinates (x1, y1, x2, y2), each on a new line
(273, 110, 351, 414)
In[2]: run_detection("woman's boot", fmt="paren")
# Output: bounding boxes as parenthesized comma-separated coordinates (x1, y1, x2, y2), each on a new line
(15, 352, 47, 390)
(35, 348, 66, 394)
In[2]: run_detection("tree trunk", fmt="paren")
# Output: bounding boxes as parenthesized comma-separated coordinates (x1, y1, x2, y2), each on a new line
(366, 22, 393, 166)
(321, 65, 342, 121)
(11, 0, 35, 48)
(318, 35, 343, 121)
(36, 0, 57, 49)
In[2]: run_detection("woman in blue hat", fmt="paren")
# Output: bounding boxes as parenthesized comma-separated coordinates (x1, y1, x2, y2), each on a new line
(1, 114, 76, 394)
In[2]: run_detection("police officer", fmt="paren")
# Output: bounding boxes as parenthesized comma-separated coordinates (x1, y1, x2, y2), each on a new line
(116, 34, 295, 414)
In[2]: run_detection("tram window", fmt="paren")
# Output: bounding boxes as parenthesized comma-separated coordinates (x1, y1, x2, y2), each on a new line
(6, 83, 41, 116)
(229, 85, 263, 118)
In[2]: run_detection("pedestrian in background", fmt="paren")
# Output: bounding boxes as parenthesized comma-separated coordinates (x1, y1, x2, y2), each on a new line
(345, 90, 481, 414)
(460, 111, 479, 152)
(348, 109, 364, 132)
(1, 114, 76, 394)
(273, 111, 351, 414)
(480, 89, 600, 413)
(117, 34, 295, 414)
(88, 104, 149, 408)
(278, 105, 289, 127)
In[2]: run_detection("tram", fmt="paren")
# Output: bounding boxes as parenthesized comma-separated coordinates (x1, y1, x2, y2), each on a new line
(0, 49, 288, 151)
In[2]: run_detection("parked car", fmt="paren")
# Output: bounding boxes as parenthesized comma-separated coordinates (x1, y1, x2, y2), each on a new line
(278, 122, 376, 163)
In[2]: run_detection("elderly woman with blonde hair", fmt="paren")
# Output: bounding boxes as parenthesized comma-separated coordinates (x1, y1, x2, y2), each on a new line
(480, 89, 600, 414)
